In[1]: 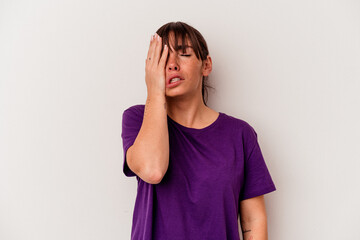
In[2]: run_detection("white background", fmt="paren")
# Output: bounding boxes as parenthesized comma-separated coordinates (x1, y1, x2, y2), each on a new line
(1, 0, 359, 239)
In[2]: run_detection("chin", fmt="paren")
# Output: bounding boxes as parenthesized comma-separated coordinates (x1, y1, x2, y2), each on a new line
(165, 93, 182, 99)
(165, 88, 184, 97)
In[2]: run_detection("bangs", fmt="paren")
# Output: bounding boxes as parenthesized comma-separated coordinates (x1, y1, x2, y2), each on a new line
(156, 22, 208, 61)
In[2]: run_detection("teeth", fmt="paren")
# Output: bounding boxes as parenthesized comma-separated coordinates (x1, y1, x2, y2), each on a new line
(170, 77, 181, 83)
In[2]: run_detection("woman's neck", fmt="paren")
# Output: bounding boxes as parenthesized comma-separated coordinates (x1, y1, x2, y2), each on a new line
(166, 95, 215, 129)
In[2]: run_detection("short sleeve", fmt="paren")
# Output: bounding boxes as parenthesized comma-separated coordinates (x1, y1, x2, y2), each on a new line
(121, 105, 144, 177)
(240, 124, 276, 200)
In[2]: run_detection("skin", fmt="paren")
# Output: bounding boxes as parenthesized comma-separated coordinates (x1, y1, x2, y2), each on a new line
(146, 31, 219, 128)
(240, 195, 269, 240)
(126, 33, 170, 184)
(144, 32, 269, 239)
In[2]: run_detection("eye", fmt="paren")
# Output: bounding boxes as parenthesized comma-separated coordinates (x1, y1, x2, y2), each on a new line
(181, 54, 191, 57)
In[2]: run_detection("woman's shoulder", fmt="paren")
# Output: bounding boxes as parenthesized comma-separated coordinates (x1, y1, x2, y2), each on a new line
(123, 104, 145, 115)
(220, 111, 255, 131)
(220, 112, 260, 145)
(122, 104, 145, 124)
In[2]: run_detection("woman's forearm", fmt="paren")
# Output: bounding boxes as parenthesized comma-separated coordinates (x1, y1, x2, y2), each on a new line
(127, 93, 169, 184)
(241, 216, 268, 240)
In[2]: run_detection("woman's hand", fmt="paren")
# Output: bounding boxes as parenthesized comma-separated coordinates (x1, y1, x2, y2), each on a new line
(145, 33, 168, 97)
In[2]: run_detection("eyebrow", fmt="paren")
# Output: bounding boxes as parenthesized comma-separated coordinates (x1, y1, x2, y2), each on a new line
(172, 45, 193, 51)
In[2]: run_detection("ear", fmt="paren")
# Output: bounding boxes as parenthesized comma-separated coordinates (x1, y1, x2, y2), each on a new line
(202, 56, 212, 77)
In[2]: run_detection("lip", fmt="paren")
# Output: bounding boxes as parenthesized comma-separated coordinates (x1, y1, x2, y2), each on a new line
(167, 75, 184, 84)
(166, 79, 183, 88)
(166, 75, 184, 88)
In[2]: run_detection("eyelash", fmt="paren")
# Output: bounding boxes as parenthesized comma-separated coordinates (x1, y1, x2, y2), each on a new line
(181, 54, 191, 57)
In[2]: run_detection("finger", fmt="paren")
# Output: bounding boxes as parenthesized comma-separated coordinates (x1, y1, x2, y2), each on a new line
(149, 34, 160, 63)
(146, 34, 156, 62)
(152, 34, 162, 64)
(158, 44, 168, 69)
(146, 34, 153, 60)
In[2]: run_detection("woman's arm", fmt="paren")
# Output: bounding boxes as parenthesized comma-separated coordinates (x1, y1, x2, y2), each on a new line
(126, 94, 168, 184)
(239, 195, 268, 240)
(126, 33, 169, 184)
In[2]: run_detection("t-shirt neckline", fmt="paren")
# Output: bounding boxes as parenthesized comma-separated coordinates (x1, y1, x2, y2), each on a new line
(167, 112, 223, 134)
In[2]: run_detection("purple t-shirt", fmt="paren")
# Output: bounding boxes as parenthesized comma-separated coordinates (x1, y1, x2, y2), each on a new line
(121, 104, 276, 240)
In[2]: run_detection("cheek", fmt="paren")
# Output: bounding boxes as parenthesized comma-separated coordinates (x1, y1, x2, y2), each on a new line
(188, 61, 203, 75)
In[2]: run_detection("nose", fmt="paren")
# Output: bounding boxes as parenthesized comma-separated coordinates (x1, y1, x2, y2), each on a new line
(166, 53, 180, 71)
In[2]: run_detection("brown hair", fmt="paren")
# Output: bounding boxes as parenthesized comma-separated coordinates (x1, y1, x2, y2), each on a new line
(156, 21, 214, 106)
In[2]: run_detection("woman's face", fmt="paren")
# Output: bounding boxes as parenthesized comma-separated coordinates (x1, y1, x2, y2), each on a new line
(164, 32, 211, 100)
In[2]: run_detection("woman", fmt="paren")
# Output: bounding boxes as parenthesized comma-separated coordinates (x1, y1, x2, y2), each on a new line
(121, 21, 276, 240)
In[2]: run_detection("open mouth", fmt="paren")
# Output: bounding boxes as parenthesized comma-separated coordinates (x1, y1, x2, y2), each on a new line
(170, 77, 181, 83)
